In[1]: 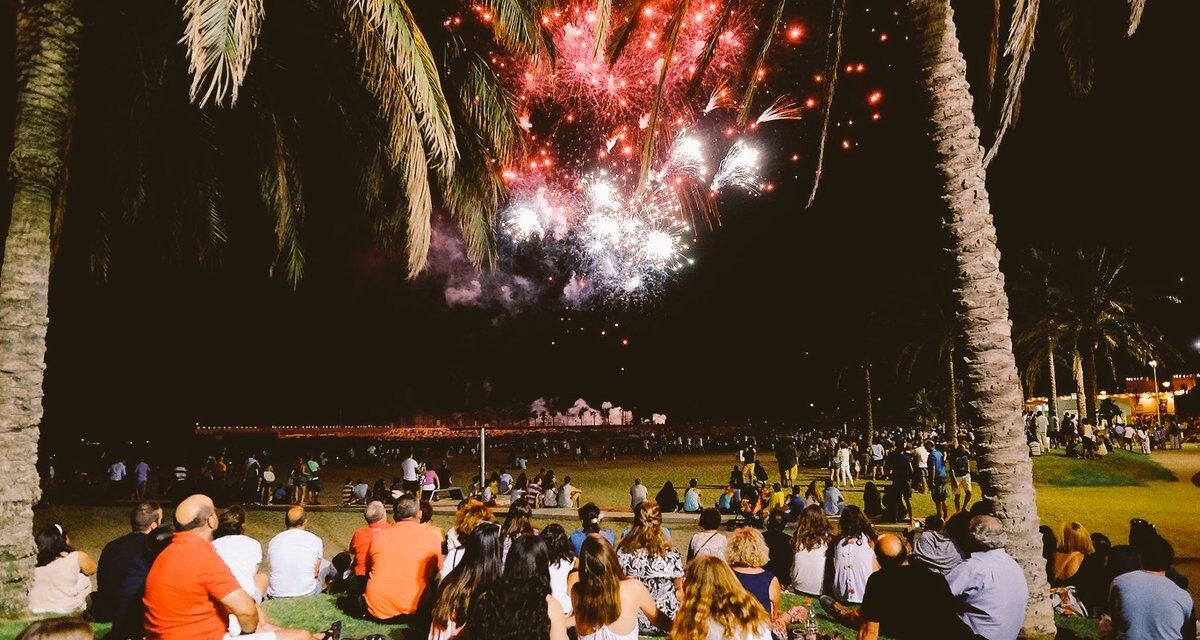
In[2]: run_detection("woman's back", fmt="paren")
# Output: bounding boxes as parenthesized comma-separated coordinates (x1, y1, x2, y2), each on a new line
(790, 541, 828, 595)
(576, 579, 645, 640)
(548, 558, 574, 615)
(732, 569, 774, 615)
(831, 534, 875, 604)
(703, 619, 773, 640)
(29, 552, 91, 613)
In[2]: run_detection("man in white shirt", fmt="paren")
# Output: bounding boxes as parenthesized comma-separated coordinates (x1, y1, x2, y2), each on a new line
(1033, 411, 1050, 450)
(630, 478, 648, 510)
(267, 506, 331, 598)
(498, 469, 514, 494)
(912, 442, 930, 493)
(107, 459, 127, 499)
(399, 451, 420, 493)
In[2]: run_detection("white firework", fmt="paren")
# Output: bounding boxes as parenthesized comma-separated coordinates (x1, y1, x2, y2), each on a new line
(657, 133, 707, 182)
(711, 140, 762, 194)
(502, 206, 544, 241)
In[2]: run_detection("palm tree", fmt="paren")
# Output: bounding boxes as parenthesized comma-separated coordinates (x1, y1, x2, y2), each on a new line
(903, 1, 1146, 633)
(897, 302, 960, 431)
(0, 0, 81, 614)
(901, 1, 1055, 634)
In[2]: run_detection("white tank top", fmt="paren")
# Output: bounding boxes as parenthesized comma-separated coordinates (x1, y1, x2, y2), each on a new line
(579, 625, 639, 640)
(832, 534, 875, 604)
(549, 559, 574, 615)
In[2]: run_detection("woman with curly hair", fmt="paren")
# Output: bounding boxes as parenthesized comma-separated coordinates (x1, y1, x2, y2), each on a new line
(570, 536, 671, 639)
(616, 501, 684, 633)
(726, 527, 782, 618)
(671, 555, 771, 640)
(468, 535, 569, 640)
(789, 504, 833, 596)
(443, 498, 497, 578)
(501, 497, 539, 562)
(830, 505, 878, 604)
(430, 522, 503, 640)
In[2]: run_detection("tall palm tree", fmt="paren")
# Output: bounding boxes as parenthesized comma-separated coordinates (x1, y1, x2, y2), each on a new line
(902, 1, 1055, 634)
(903, 1, 1145, 633)
(0, 0, 80, 615)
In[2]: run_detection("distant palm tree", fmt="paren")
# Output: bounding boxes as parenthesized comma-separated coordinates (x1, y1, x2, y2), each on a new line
(897, 302, 960, 430)
(910, 388, 942, 428)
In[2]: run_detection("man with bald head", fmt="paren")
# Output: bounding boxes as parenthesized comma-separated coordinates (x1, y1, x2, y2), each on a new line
(821, 533, 971, 640)
(143, 495, 336, 640)
(266, 506, 331, 599)
(945, 515, 1029, 640)
(346, 501, 389, 599)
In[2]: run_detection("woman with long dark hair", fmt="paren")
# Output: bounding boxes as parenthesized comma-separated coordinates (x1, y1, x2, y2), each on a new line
(468, 535, 569, 640)
(655, 482, 680, 513)
(789, 504, 833, 596)
(616, 501, 684, 633)
(830, 505, 878, 604)
(501, 497, 538, 562)
(570, 536, 671, 640)
(430, 522, 503, 640)
(212, 505, 268, 602)
(29, 524, 95, 614)
(540, 524, 576, 616)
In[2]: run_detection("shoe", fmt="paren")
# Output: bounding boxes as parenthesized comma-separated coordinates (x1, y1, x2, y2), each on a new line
(320, 620, 342, 640)
(818, 595, 837, 615)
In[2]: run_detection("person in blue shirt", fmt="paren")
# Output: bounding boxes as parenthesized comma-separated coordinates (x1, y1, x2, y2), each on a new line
(927, 440, 949, 520)
(682, 479, 702, 513)
(716, 486, 735, 513)
(568, 502, 615, 555)
(785, 485, 806, 521)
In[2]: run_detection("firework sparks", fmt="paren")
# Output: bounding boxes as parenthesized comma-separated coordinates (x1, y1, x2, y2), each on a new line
(503, 206, 544, 241)
(705, 81, 733, 114)
(756, 96, 804, 125)
(711, 140, 762, 194)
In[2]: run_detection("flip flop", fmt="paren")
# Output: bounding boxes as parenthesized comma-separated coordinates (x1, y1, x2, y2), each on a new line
(320, 620, 342, 640)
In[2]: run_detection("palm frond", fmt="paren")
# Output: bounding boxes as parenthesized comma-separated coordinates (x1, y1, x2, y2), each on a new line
(347, 0, 457, 174)
(1051, 0, 1095, 96)
(684, 0, 735, 98)
(805, 0, 844, 207)
(592, 0, 613, 60)
(443, 144, 503, 268)
(261, 113, 305, 288)
(458, 50, 526, 167)
(180, 0, 264, 107)
(637, 0, 689, 191)
(606, 0, 649, 66)
(983, 0, 1039, 166)
(1127, 0, 1145, 36)
(344, 4, 436, 276)
(483, 0, 557, 64)
(735, 0, 788, 127)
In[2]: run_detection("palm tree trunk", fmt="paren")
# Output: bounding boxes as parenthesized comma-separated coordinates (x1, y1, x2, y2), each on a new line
(1046, 336, 1058, 425)
(1081, 346, 1099, 424)
(1073, 350, 1087, 418)
(903, 0, 1055, 636)
(0, 0, 80, 615)
(946, 346, 958, 431)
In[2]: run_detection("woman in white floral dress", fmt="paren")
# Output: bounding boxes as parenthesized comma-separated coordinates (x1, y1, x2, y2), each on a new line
(615, 500, 684, 634)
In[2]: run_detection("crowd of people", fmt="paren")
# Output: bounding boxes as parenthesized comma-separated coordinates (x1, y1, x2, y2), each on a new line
(19, 479, 1196, 640)
(1025, 410, 1193, 459)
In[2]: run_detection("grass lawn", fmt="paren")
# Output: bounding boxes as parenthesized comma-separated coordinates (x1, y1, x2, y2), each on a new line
(5, 445, 1193, 639)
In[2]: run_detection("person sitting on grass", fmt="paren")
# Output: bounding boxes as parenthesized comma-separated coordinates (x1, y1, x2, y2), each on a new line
(671, 555, 772, 640)
(347, 501, 390, 597)
(542, 524, 577, 617)
(429, 522, 502, 640)
(363, 493, 444, 623)
(569, 536, 673, 639)
(910, 514, 962, 575)
(945, 515, 1029, 640)
(93, 502, 162, 639)
(862, 482, 884, 519)
(687, 508, 727, 561)
(785, 485, 805, 520)
(819, 533, 973, 640)
(470, 535, 571, 640)
(655, 481, 681, 513)
(831, 506, 878, 605)
(616, 500, 685, 634)
(14, 616, 94, 640)
(821, 479, 844, 516)
(716, 486, 736, 513)
(1103, 534, 1195, 640)
(682, 479, 702, 513)
(143, 494, 338, 640)
(789, 505, 832, 597)
(213, 505, 268, 603)
(266, 506, 332, 598)
(570, 502, 615, 555)
(726, 527, 782, 619)
(340, 478, 355, 507)
(1052, 521, 1094, 584)
(501, 497, 540, 562)
(29, 523, 95, 615)
(559, 475, 582, 509)
(766, 483, 787, 511)
(803, 481, 820, 508)
(352, 479, 370, 504)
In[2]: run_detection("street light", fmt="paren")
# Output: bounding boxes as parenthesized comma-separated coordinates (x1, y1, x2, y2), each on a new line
(1149, 360, 1161, 427)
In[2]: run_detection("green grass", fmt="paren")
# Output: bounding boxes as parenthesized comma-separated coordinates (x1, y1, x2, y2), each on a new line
(4, 446, 1192, 639)
(1032, 448, 1177, 487)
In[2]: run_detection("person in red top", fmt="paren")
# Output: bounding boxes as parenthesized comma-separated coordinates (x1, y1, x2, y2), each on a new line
(364, 494, 443, 621)
(143, 494, 338, 640)
(346, 500, 389, 600)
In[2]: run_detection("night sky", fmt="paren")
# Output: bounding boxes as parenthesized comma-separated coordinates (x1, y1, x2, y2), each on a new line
(2, 0, 1196, 441)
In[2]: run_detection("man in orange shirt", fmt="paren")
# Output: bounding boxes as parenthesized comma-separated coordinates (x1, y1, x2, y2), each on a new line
(364, 494, 443, 621)
(143, 494, 337, 640)
(347, 500, 389, 598)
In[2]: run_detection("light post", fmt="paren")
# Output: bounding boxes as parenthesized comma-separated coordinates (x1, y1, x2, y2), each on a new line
(1149, 360, 1161, 427)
